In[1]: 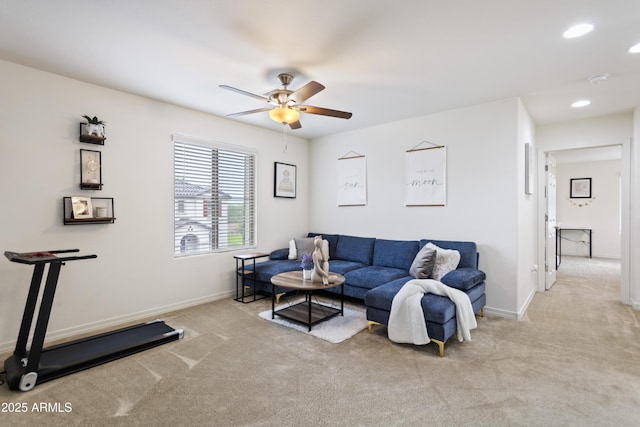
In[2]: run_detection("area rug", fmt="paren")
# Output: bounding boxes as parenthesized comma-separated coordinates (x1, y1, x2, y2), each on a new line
(258, 301, 368, 343)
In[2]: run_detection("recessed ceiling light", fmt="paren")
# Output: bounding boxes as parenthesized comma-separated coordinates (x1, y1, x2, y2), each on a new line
(587, 73, 608, 85)
(629, 42, 640, 53)
(563, 23, 594, 39)
(571, 100, 591, 108)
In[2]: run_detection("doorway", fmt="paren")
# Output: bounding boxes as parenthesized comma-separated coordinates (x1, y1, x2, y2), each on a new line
(539, 142, 629, 305)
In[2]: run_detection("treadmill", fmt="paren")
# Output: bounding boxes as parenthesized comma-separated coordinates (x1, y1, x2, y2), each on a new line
(3, 249, 184, 391)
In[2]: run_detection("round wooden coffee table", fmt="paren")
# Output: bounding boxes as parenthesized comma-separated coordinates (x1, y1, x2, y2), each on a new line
(270, 271, 345, 331)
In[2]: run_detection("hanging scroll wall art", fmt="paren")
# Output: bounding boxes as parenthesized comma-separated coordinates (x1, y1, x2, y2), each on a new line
(404, 143, 447, 206)
(337, 152, 367, 206)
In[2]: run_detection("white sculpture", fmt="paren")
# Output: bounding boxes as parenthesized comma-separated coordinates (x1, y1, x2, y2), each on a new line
(311, 235, 338, 285)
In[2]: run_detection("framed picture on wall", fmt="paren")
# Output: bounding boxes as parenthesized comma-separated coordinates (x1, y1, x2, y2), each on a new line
(274, 162, 296, 198)
(71, 196, 93, 219)
(570, 178, 591, 198)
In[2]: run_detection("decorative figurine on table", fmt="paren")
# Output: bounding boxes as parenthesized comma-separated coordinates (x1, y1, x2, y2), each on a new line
(311, 235, 338, 285)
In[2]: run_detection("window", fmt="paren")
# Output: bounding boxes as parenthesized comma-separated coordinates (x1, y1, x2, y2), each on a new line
(174, 136, 256, 256)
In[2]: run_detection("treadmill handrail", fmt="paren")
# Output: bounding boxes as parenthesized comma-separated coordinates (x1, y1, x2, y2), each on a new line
(5, 250, 97, 265)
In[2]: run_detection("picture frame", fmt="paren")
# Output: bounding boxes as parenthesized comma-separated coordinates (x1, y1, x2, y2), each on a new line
(404, 145, 447, 206)
(274, 162, 297, 198)
(524, 143, 534, 195)
(71, 196, 93, 219)
(80, 149, 102, 189)
(570, 178, 591, 198)
(337, 155, 367, 206)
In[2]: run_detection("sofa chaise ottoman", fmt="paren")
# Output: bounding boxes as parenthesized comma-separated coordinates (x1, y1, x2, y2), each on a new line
(364, 239, 486, 357)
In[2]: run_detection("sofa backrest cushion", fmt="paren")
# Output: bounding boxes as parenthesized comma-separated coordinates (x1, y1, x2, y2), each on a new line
(373, 239, 419, 270)
(419, 239, 478, 269)
(335, 235, 376, 265)
(307, 233, 340, 258)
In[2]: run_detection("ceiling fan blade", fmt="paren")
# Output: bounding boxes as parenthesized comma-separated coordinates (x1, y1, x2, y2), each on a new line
(299, 105, 352, 119)
(219, 85, 271, 102)
(227, 107, 273, 117)
(289, 81, 325, 104)
(288, 120, 302, 130)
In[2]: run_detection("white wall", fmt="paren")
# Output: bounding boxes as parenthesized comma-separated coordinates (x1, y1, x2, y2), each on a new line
(556, 160, 621, 258)
(0, 60, 310, 350)
(308, 97, 525, 318)
(516, 99, 538, 317)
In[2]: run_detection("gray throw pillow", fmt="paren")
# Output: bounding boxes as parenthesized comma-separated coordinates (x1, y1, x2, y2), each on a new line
(409, 247, 437, 279)
(294, 237, 316, 261)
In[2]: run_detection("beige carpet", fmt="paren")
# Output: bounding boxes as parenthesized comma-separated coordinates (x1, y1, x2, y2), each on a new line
(1, 256, 639, 426)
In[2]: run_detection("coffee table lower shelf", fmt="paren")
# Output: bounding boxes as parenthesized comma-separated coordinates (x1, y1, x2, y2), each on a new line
(270, 271, 346, 332)
(274, 300, 342, 332)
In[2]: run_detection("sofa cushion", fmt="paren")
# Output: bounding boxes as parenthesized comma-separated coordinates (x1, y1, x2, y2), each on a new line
(421, 283, 485, 323)
(420, 239, 478, 269)
(364, 276, 413, 311)
(335, 235, 375, 265)
(326, 259, 368, 276)
(409, 246, 436, 279)
(308, 233, 340, 258)
(440, 268, 486, 291)
(247, 260, 300, 283)
(373, 239, 419, 270)
(269, 248, 289, 260)
(345, 266, 410, 290)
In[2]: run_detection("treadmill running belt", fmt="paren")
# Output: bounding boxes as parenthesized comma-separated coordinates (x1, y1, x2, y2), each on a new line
(36, 321, 181, 383)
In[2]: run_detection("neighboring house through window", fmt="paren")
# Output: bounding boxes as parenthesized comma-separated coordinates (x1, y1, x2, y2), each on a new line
(174, 136, 256, 256)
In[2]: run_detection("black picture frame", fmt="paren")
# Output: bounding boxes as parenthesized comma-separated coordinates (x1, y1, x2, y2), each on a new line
(80, 149, 103, 190)
(570, 178, 591, 198)
(274, 162, 296, 198)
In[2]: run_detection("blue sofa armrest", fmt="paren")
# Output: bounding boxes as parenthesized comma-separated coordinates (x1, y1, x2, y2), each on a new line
(269, 248, 289, 260)
(440, 268, 486, 291)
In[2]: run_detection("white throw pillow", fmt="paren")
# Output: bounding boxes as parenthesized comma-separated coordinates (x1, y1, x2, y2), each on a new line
(288, 239, 297, 260)
(426, 243, 461, 280)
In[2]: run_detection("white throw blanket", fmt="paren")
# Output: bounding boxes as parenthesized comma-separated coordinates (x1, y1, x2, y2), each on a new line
(388, 279, 477, 345)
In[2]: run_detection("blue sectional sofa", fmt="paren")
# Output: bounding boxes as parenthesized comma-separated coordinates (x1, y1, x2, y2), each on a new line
(244, 233, 486, 356)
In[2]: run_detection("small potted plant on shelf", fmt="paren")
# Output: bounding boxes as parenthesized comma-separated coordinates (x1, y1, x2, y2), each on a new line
(80, 115, 106, 143)
(300, 252, 314, 280)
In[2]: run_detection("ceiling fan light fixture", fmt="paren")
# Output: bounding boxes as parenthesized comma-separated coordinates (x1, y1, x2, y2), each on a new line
(269, 106, 300, 124)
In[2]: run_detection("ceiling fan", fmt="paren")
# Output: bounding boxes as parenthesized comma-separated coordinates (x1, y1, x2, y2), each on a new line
(219, 73, 352, 129)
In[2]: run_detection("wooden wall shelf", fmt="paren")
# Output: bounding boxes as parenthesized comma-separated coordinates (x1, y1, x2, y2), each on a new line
(63, 197, 115, 225)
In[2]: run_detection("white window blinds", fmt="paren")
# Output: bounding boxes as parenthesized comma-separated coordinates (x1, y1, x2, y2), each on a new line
(174, 137, 256, 256)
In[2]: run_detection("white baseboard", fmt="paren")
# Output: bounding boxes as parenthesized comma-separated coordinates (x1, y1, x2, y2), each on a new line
(0, 289, 235, 354)
(482, 306, 518, 320)
(517, 287, 537, 320)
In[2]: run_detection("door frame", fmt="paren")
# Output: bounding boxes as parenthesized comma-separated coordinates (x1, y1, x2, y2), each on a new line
(544, 153, 557, 290)
(536, 139, 630, 305)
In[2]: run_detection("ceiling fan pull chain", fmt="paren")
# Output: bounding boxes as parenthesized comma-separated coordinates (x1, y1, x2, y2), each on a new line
(282, 124, 288, 154)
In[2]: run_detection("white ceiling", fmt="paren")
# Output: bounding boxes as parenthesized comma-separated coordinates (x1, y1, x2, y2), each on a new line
(1, 1, 639, 140)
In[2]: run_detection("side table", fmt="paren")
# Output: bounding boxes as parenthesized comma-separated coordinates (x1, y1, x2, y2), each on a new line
(234, 252, 269, 303)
